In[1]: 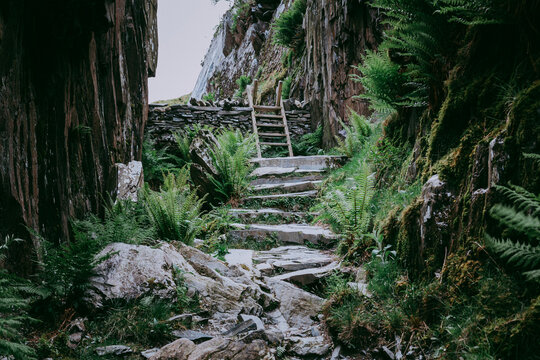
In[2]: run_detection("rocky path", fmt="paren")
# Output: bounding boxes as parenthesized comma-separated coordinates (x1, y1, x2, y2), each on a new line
(90, 155, 347, 359)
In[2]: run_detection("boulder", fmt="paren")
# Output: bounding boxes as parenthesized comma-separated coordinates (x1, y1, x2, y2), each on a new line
(149, 338, 272, 360)
(114, 160, 143, 202)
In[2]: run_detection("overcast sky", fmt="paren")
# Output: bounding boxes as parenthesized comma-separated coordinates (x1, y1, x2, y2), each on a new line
(148, 0, 230, 102)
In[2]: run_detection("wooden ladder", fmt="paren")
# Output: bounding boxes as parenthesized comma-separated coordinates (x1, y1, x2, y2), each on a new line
(247, 80, 294, 158)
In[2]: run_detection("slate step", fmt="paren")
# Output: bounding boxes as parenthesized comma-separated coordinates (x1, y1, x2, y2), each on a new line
(253, 246, 336, 275)
(229, 208, 316, 224)
(229, 223, 337, 246)
(272, 261, 340, 286)
(252, 180, 322, 194)
(250, 155, 347, 171)
(250, 166, 325, 178)
(245, 190, 317, 201)
(250, 174, 324, 186)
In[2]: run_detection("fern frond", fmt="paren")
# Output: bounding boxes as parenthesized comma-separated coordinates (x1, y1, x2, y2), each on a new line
(487, 236, 540, 271)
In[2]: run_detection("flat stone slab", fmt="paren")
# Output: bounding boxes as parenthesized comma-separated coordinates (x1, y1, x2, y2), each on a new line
(172, 330, 213, 342)
(253, 246, 335, 273)
(251, 155, 347, 171)
(229, 208, 315, 223)
(250, 166, 325, 177)
(272, 261, 340, 286)
(251, 174, 324, 186)
(245, 190, 317, 201)
(230, 224, 336, 245)
(252, 180, 322, 193)
(224, 249, 253, 268)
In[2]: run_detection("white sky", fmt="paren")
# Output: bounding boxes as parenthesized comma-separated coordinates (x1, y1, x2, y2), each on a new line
(148, 0, 231, 102)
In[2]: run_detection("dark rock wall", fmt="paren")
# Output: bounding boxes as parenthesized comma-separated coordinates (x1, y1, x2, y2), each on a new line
(0, 0, 158, 270)
(303, 0, 381, 147)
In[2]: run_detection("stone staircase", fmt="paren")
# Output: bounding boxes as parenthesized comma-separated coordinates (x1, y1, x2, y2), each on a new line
(229, 155, 346, 247)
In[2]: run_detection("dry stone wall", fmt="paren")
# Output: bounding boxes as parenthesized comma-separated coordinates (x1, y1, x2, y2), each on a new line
(147, 104, 312, 147)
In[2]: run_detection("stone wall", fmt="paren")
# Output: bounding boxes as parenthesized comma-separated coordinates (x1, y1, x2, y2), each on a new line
(147, 103, 312, 147)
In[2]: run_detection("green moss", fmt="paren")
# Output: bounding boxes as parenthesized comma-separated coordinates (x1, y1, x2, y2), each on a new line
(396, 198, 423, 277)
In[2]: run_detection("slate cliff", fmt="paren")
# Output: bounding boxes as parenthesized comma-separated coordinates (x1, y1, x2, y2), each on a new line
(0, 0, 158, 270)
(192, 0, 380, 147)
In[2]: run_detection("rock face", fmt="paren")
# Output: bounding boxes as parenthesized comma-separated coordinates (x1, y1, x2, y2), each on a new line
(0, 0, 158, 270)
(191, 0, 381, 147)
(115, 161, 144, 202)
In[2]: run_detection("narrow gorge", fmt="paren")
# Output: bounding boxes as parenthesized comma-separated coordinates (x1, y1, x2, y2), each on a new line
(0, 0, 539, 359)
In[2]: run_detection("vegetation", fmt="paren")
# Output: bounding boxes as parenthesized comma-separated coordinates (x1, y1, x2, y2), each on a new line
(202, 92, 216, 102)
(487, 184, 540, 282)
(281, 76, 292, 99)
(0, 236, 38, 359)
(230, 1, 251, 34)
(335, 110, 372, 157)
(141, 170, 205, 245)
(272, 0, 307, 50)
(234, 75, 252, 98)
(209, 129, 257, 203)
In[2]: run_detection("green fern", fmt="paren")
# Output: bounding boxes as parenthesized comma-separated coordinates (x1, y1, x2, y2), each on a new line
(272, 0, 307, 50)
(437, 0, 508, 25)
(0, 236, 38, 359)
(315, 162, 374, 247)
(209, 129, 256, 203)
(140, 169, 205, 244)
(174, 124, 201, 167)
(234, 75, 252, 98)
(486, 185, 540, 282)
(335, 110, 373, 157)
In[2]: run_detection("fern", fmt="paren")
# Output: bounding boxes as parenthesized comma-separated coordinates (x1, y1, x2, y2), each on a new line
(272, 0, 307, 50)
(0, 236, 38, 359)
(486, 185, 540, 282)
(174, 124, 202, 167)
(234, 75, 252, 98)
(140, 169, 205, 244)
(316, 162, 374, 247)
(335, 110, 373, 157)
(209, 129, 257, 203)
(437, 0, 508, 25)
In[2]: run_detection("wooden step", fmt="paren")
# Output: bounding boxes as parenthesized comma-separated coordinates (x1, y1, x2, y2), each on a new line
(258, 132, 286, 137)
(255, 114, 282, 119)
(260, 142, 288, 146)
(253, 105, 281, 112)
(257, 123, 285, 128)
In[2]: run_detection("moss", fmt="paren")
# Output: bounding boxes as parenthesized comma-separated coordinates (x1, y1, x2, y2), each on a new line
(395, 198, 423, 277)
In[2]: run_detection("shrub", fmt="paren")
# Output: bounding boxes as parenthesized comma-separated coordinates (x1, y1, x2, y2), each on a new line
(0, 236, 38, 359)
(141, 170, 205, 244)
(209, 129, 257, 202)
(351, 51, 408, 113)
(202, 92, 216, 102)
(234, 75, 252, 98)
(282, 76, 292, 99)
(486, 184, 540, 282)
(315, 162, 374, 250)
(272, 0, 307, 50)
(142, 138, 180, 185)
(335, 110, 372, 157)
(174, 124, 202, 167)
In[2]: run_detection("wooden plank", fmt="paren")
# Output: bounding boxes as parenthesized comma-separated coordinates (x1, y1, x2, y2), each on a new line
(252, 79, 259, 106)
(276, 80, 283, 107)
(253, 105, 281, 111)
(247, 83, 262, 158)
(260, 142, 288, 146)
(258, 132, 286, 137)
(255, 114, 282, 119)
(279, 90, 294, 157)
(256, 123, 285, 128)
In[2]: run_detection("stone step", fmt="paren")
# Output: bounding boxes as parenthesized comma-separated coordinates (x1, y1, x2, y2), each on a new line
(252, 180, 322, 193)
(245, 190, 317, 201)
(253, 246, 336, 276)
(250, 166, 325, 178)
(271, 261, 340, 286)
(229, 208, 316, 224)
(229, 223, 336, 246)
(250, 174, 324, 186)
(250, 155, 347, 171)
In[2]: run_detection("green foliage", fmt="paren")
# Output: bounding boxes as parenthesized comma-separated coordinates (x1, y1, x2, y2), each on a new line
(486, 185, 540, 282)
(437, 0, 508, 25)
(281, 76, 292, 99)
(141, 170, 205, 244)
(230, 1, 251, 34)
(173, 267, 199, 312)
(174, 124, 202, 167)
(234, 75, 252, 98)
(202, 92, 216, 102)
(72, 200, 154, 247)
(142, 138, 181, 185)
(0, 236, 38, 359)
(272, 0, 307, 50)
(292, 125, 323, 156)
(315, 162, 374, 249)
(209, 129, 257, 202)
(335, 110, 372, 157)
(351, 51, 409, 113)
